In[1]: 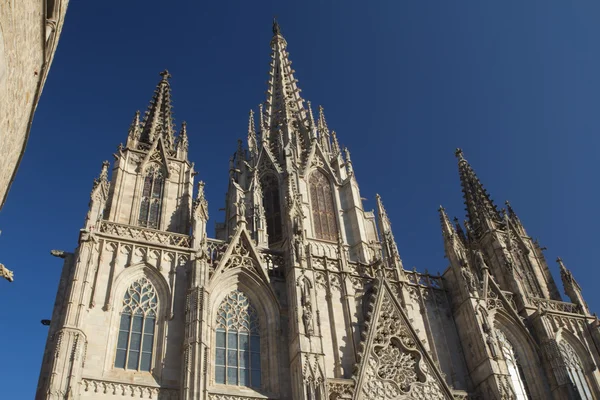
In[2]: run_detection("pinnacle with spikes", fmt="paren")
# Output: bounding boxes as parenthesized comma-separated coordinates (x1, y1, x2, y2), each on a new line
(247, 110, 258, 155)
(318, 105, 331, 152)
(557, 257, 588, 313)
(376, 194, 403, 269)
(127, 110, 141, 143)
(438, 205, 455, 240)
(307, 101, 317, 140)
(331, 131, 341, 156)
(455, 148, 501, 235)
(175, 121, 189, 156)
(264, 19, 308, 149)
(139, 70, 176, 150)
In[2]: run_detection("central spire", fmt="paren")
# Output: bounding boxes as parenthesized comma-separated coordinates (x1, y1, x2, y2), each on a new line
(263, 20, 310, 158)
(139, 70, 176, 150)
(455, 148, 501, 235)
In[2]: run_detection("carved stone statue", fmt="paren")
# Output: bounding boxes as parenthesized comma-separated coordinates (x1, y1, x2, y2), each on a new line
(237, 198, 246, 219)
(461, 265, 478, 293)
(303, 307, 314, 336)
(474, 249, 488, 270)
(294, 235, 303, 262)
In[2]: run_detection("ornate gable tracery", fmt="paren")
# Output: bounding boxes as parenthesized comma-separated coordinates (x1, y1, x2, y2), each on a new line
(211, 228, 270, 285)
(353, 278, 453, 400)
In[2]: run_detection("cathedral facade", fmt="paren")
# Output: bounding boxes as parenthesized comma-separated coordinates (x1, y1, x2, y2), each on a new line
(37, 22, 600, 400)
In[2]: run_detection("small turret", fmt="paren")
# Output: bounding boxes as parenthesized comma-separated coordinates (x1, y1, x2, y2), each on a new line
(317, 105, 331, 153)
(126, 110, 141, 147)
(557, 258, 589, 314)
(247, 110, 258, 158)
(376, 194, 405, 279)
(175, 121, 189, 160)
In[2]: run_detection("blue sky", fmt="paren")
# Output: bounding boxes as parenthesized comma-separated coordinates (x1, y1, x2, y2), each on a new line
(1, 1, 600, 397)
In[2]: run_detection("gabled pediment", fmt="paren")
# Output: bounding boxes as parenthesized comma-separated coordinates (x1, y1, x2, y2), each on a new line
(210, 226, 271, 286)
(353, 277, 454, 400)
(303, 141, 339, 183)
(256, 146, 283, 175)
(139, 136, 171, 177)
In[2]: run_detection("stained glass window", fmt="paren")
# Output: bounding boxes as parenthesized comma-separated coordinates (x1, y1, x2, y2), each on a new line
(309, 170, 338, 241)
(138, 165, 164, 229)
(496, 329, 531, 400)
(115, 277, 158, 372)
(261, 175, 282, 244)
(215, 290, 261, 388)
(560, 341, 594, 399)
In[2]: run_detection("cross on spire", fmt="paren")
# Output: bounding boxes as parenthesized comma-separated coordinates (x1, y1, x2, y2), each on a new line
(273, 17, 281, 36)
(455, 148, 465, 160)
(160, 70, 172, 81)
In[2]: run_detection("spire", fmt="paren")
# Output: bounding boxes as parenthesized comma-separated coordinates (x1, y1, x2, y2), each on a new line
(127, 110, 141, 145)
(455, 148, 501, 235)
(247, 110, 258, 156)
(438, 206, 455, 240)
(307, 101, 317, 140)
(376, 194, 403, 269)
(264, 20, 309, 151)
(317, 106, 331, 152)
(139, 70, 176, 150)
(175, 121, 189, 159)
(331, 131, 341, 156)
(557, 257, 589, 314)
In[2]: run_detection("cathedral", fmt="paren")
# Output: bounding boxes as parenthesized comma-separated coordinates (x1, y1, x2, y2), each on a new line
(36, 21, 600, 400)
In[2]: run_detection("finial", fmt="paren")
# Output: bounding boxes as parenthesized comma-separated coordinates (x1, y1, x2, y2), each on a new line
(455, 148, 464, 160)
(272, 17, 281, 36)
(159, 70, 172, 81)
(438, 205, 445, 212)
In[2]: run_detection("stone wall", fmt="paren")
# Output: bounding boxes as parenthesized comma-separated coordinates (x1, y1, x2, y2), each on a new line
(0, 0, 68, 209)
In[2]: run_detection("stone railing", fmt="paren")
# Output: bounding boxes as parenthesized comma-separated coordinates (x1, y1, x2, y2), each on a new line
(82, 378, 179, 399)
(307, 239, 339, 259)
(98, 221, 191, 248)
(406, 269, 443, 290)
(529, 297, 582, 314)
(208, 394, 270, 400)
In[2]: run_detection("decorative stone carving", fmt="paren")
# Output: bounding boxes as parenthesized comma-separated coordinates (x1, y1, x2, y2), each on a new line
(355, 281, 452, 399)
(99, 221, 191, 248)
(82, 378, 179, 399)
(0, 263, 14, 282)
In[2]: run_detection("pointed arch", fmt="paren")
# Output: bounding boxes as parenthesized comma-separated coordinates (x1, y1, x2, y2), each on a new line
(260, 173, 283, 244)
(114, 277, 158, 371)
(495, 329, 531, 400)
(105, 264, 170, 378)
(493, 314, 551, 399)
(207, 267, 281, 395)
(214, 290, 262, 387)
(309, 169, 338, 241)
(557, 330, 598, 399)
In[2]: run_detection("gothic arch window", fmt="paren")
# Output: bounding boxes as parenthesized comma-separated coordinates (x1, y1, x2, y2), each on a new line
(215, 290, 261, 388)
(261, 175, 282, 244)
(496, 329, 531, 400)
(559, 341, 594, 399)
(138, 165, 164, 229)
(114, 277, 158, 372)
(309, 170, 338, 241)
